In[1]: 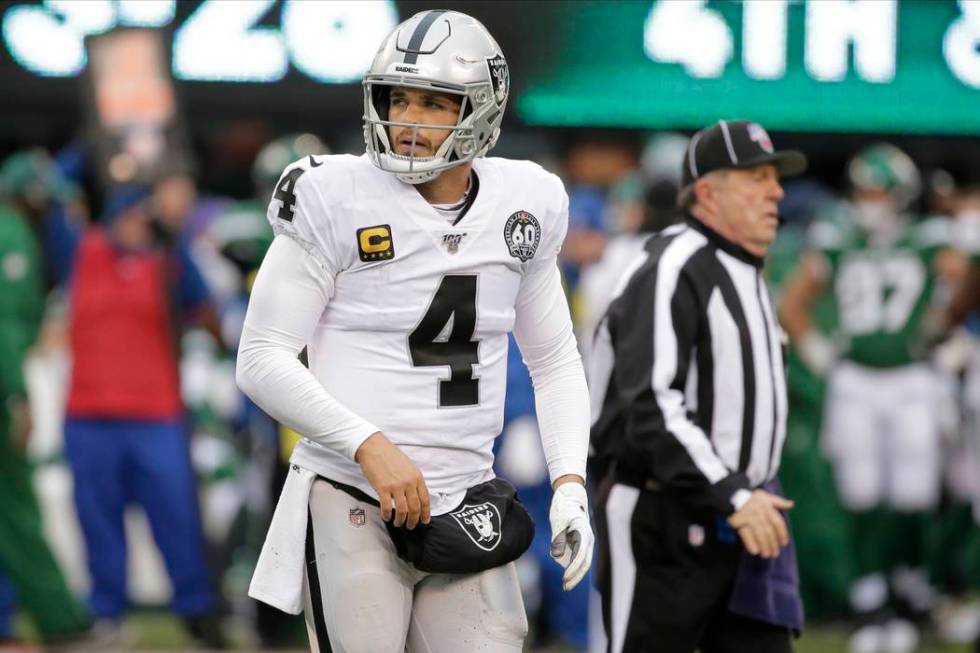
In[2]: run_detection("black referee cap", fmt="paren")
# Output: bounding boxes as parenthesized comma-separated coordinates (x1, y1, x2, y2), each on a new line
(682, 120, 807, 186)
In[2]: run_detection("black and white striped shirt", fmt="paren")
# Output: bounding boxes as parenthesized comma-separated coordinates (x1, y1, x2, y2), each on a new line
(589, 216, 788, 514)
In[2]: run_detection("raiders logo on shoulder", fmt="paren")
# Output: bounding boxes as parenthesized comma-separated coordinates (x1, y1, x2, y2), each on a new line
(450, 502, 502, 552)
(503, 210, 540, 262)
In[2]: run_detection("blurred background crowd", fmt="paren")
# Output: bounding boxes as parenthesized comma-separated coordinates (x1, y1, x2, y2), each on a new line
(1, 0, 979, 651)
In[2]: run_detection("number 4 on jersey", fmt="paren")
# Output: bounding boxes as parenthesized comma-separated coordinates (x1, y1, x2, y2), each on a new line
(409, 275, 480, 407)
(275, 167, 306, 222)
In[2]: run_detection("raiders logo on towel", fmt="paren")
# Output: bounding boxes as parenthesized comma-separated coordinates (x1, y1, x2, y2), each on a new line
(450, 502, 502, 551)
(382, 477, 534, 574)
(504, 210, 540, 262)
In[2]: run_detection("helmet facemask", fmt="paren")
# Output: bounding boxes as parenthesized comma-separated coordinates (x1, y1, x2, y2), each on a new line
(364, 77, 501, 185)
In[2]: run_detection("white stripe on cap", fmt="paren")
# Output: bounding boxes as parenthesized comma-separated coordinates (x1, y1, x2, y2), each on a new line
(687, 130, 703, 179)
(719, 120, 738, 164)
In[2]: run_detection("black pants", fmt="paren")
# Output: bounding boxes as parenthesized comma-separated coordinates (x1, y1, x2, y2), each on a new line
(595, 480, 793, 653)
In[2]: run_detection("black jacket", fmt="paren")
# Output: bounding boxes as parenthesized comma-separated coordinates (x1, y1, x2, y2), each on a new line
(590, 216, 788, 514)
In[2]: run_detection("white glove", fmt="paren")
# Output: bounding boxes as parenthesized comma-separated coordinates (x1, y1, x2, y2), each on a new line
(797, 330, 837, 376)
(931, 328, 972, 376)
(549, 482, 594, 591)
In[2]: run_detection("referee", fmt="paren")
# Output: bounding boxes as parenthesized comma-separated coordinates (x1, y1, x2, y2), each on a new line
(590, 120, 806, 653)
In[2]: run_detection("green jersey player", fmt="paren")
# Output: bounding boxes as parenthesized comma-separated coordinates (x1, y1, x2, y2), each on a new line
(780, 144, 966, 652)
(806, 205, 952, 368)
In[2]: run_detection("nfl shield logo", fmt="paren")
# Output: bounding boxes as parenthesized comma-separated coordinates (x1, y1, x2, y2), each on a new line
(349, 508, 366, 527)
(747, 123, 774, 153)
(688, 524, 705, 547)
(442, 233, 465, 254)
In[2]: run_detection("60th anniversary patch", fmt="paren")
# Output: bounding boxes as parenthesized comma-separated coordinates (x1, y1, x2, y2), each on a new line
(503, 210, 540, 262)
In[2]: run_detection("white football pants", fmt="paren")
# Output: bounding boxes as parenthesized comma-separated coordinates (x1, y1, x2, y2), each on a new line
(302, 478, 528, 653)
(821, 361, 943, 511)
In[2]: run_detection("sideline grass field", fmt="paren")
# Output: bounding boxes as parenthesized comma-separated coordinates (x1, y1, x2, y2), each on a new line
(794, 627, 971, 653)
(14, 611, 977, 651)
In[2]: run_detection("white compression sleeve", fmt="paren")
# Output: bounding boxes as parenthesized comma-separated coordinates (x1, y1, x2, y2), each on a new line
(236, 235, 378, 460)
(513, 263, 590, 483)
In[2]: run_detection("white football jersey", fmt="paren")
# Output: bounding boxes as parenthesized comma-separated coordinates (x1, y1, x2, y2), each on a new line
(265, 154, 568, 514)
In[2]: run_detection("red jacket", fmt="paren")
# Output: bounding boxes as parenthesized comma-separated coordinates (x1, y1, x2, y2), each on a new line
(67, 230, 182, 419)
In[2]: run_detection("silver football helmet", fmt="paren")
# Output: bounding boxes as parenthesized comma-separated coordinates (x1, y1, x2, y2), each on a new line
(363, 10, 509, 184)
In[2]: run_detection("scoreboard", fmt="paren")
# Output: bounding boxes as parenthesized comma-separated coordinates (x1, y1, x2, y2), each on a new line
(518, 0, 980, 134)
(2, 0, 979, 135)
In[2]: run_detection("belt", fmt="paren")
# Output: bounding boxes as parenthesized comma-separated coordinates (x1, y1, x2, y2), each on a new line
(611, 464, 662, 492)
(317, 474, 379, 506)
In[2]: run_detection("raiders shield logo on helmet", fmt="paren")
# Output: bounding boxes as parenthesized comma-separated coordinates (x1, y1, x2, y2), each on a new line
(450, 502, 502, 551)
(486, 54, 509, 107)
(504, 210, 541, 262)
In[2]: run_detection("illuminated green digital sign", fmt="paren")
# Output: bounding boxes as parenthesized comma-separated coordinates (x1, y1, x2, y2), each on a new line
(518, 0, 980, 134)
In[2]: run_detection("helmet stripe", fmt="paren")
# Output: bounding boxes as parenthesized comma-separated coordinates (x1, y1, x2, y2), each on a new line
(403, 10, 448, 64)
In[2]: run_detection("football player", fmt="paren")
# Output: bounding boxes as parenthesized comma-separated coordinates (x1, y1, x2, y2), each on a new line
(780, 144, 965, 653)
(237, 11, 592, 653)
